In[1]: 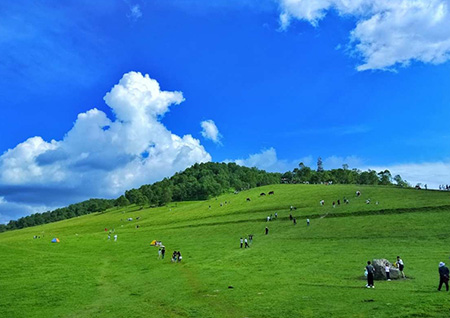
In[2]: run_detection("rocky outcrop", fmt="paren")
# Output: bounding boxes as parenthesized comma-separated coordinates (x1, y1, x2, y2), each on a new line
(372, 258, 400, 280)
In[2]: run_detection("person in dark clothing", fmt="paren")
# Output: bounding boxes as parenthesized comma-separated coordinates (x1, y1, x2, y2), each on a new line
(366, 261, 375, 288)
(438, 262, 449, 291)
(248, 234, 253, 243)
(265, 227, 269, 235)
(240, 237, 243, 248)
(289, 213, 293, 221)
(161, 247, 166, 259)
(293, 218, 297, 225)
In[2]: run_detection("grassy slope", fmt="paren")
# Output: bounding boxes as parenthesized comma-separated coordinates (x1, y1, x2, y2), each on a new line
(1, 184, 450, 318)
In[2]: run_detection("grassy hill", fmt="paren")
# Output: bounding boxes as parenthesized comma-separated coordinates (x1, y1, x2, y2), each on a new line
(1, 184, 450, 317)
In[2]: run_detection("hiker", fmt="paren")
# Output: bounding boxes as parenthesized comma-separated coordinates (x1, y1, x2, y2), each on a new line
(397, 256, 405, 278)
(240, 237, 243, 248)
(244, 238, 249, 248)
(248, 234, 253, 243)
(438, 262, 449, 291)
(306, 218, 310, 226)
(274, 212, 278, 219)
(265, 227, 269, 235)
(366, 261, 375, 288)
(114, 234, 117, 241)
(161, 247, 166, 259)
(172, 251, 177, 262)
(385, 263, 391, 281)
(293, 218, 297, 225)
(177, 251, 182, 262)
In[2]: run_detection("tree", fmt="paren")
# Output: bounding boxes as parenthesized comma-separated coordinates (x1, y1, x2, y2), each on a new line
(394, 175, 409, 187)
(317, 157, 324, 172)
(115, 195, 130, 207)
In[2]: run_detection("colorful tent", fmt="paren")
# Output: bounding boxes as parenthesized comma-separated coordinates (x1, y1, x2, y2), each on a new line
(150, 240, 162, 246)
(51, 238, 60, 243)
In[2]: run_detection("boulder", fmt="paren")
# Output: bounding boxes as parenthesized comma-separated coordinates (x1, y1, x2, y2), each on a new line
(372, 258, 400, 280)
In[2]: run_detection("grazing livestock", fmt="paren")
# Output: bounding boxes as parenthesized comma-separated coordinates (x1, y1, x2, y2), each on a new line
(246, 198, 251, 202)
(268, 191, 274, 195)
(260, 193, 266, 196)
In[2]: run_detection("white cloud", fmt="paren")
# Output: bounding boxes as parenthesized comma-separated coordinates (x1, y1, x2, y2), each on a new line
(278, 0, 450, 70)
(226, 148, 312, 172)
(128, 4, 142, 21)
(227, 148, 450, 189)
(364, 161, 450, 189)
(200, 120, 222, 144)
(0, 71, 211, 223)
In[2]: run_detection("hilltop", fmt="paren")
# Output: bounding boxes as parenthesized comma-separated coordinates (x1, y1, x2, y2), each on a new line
(1, 184, 450, 317)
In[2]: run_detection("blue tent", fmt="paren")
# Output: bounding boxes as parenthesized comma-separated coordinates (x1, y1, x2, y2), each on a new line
(51, 238, 60, 243)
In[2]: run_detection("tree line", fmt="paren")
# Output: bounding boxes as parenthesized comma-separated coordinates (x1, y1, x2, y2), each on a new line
(0, 160, 409, 233)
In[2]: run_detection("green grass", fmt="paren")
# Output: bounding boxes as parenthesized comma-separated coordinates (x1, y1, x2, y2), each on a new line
(1, 184, 450, 317)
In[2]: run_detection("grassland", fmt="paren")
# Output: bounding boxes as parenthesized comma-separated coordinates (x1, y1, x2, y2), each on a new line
(1, 184, 450, 318)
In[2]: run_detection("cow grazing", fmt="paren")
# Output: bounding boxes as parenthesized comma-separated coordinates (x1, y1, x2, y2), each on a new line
(246, 198, 251, 202)
(260, 193, 266, 196)
(268, 191, 274, 195)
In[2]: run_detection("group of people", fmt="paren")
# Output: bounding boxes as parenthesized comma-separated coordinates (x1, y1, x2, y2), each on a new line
(107, 233, 118, 241)
(365, 256, 449, 291)
(172, 251, 182, 262)
(266, 213, 278, 221)
(439, 184, 450, 191)
(239, 236, 251, 248)
(157, 247, 166, 259)
(365, 256, 405, 288)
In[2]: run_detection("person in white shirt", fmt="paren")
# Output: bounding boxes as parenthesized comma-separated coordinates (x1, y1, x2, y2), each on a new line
(385, 263, 391, 281)
(114, 234, 117, 241)
(240, 238, 243, 248)
(244, 238, 249, 248)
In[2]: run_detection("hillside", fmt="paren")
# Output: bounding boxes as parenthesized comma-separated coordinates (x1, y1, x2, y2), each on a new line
(1, 184, 450, 317)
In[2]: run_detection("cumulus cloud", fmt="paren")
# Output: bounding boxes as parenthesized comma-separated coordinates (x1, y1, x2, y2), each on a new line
(278, 0, 450, 70)
(200, 120, 222, 144)
(0, 71, 211, 223)
(226, 148, 313, 172)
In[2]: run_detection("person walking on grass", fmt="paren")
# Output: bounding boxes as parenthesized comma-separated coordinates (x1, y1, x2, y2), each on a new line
(240, 237, 243, 248)
(438, 262, 449, 291)
(293, 217, 297, 225)
(161, 247, 166, 259)
(248, 234, 253, 244)
(366, 261, 375, 288)
(244, 238, 249, 248)
(306, 218, 310, 226)
(265, 227, 269, 235)
(397, 256, 405, 278)
(158, 248, 162, 259)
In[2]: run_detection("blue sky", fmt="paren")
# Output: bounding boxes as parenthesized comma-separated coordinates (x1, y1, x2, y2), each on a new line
(1, 0, 450, 223)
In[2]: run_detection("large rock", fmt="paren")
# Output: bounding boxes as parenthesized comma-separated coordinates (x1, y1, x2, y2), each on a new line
(372, 258, 400, 280)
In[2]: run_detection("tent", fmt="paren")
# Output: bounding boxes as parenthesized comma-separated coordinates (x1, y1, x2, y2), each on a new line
(51, 238, 60, 243)
(150, 240, 162, 246)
